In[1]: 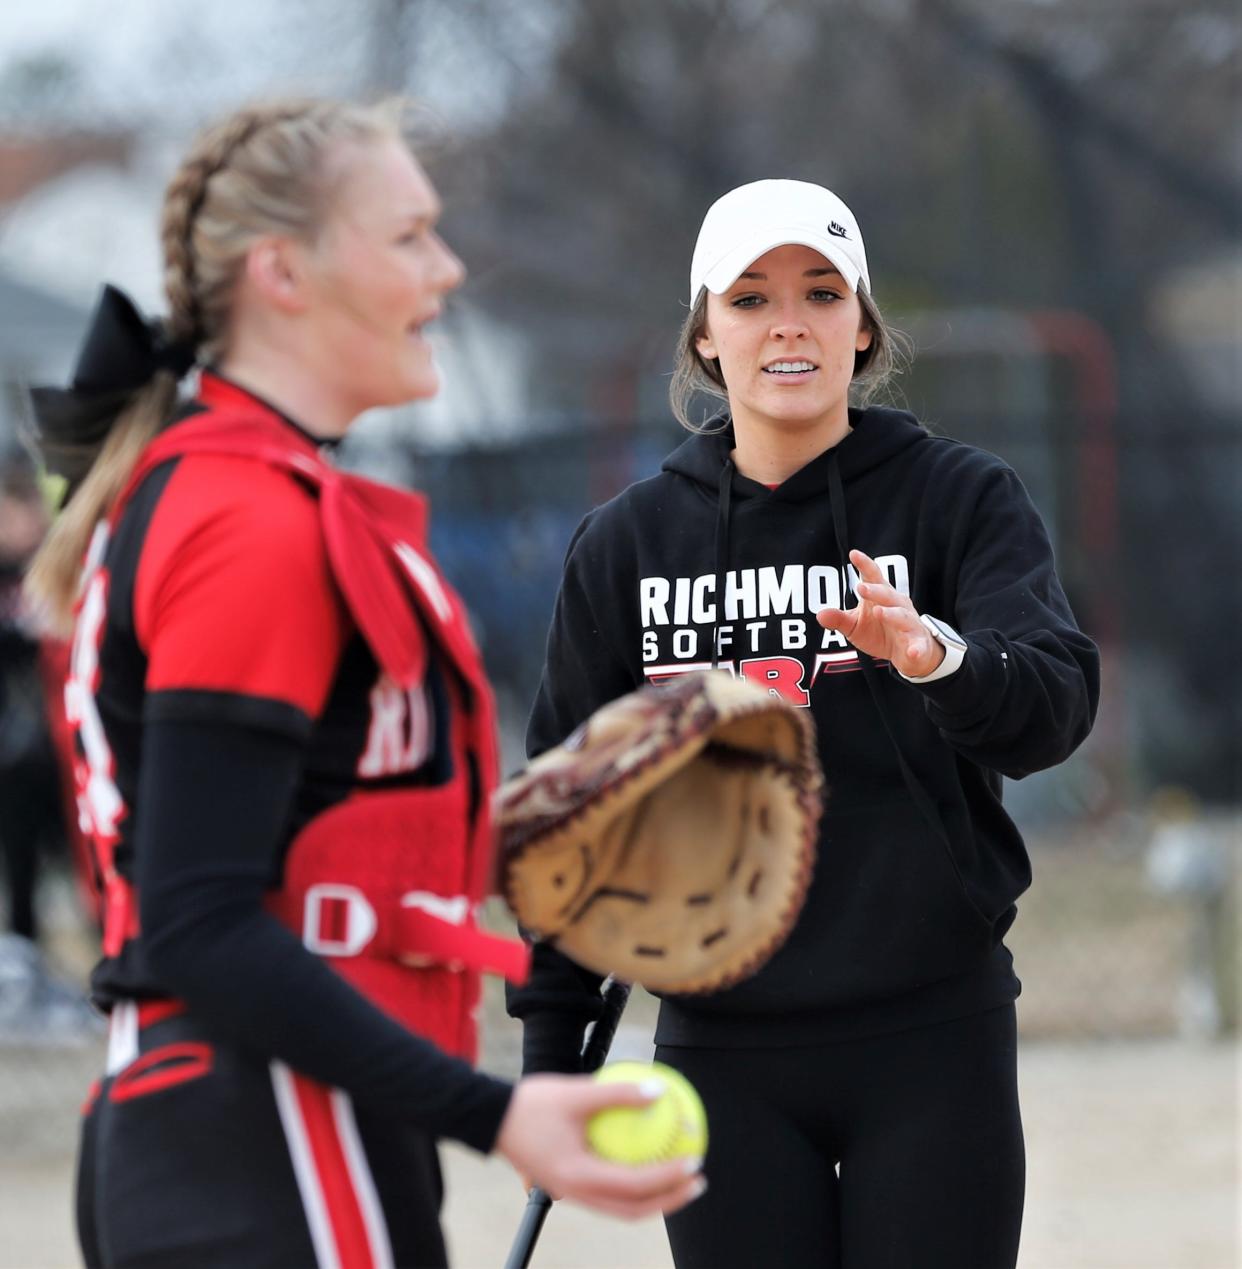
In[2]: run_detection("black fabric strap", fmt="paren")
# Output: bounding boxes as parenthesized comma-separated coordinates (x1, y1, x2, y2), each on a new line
(711, 458, 734, 670)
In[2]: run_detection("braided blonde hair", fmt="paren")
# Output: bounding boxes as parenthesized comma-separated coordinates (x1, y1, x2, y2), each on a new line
(28, 98, 408, 630)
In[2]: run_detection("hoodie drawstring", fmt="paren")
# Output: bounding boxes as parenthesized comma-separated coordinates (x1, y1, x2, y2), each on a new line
(825, 453, 981, 910)
(711, 458, 735, 670)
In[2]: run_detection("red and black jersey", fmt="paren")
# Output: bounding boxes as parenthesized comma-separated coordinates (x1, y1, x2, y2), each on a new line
(76, 376, 450, 1004)
(65, 372, 514, 1152)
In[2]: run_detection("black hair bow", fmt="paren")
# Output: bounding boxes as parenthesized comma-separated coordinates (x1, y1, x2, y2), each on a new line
(26, 285, 196, 489)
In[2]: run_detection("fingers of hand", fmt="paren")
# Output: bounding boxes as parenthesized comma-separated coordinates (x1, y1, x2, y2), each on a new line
(874, 603, 916, 627)
(576, 1154, 702, 1198)
(575, 1079, 664, 1116)
(849, 548, 885, 584)
(560, 1157, 706, 1219)
(855, 579, 912, 611)
(518, 1172, 551, 1199)
(815, 606, 854, 632)
(573, 1174, 707, 1220)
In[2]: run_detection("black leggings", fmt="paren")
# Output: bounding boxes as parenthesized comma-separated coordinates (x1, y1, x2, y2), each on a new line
(657, 1005, 1024, 1269)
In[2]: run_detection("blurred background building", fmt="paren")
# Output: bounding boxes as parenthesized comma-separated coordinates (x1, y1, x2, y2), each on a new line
(0, 2, 1237, 1264)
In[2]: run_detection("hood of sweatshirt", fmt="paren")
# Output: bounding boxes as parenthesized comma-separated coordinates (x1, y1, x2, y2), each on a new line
(661, 405, 929, 498)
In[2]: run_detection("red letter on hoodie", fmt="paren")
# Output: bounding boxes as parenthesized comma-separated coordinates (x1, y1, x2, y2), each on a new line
(739, 656, 811, 708)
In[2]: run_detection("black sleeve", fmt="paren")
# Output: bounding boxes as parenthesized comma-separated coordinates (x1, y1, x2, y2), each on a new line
(907, 465, 1100, 779)
(135, 715, 512, 1154)
(505, 512, 638, 1073)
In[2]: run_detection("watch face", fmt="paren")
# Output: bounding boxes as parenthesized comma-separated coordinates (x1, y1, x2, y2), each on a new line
(922, 614, 967, 651)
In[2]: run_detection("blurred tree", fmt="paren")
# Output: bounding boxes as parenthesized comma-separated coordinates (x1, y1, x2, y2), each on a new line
(439, 0, 1236, 404)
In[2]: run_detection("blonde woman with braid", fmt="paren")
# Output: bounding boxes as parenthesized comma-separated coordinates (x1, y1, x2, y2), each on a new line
(27, 99, 702, 1269)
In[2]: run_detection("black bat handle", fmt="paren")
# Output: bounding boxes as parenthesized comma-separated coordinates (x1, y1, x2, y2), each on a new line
(503, 1189, 554, 1269)
(501, 978, 633, 1269)
(581, 978, 633, 1074)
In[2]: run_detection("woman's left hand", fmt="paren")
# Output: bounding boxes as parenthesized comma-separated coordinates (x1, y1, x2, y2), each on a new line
(816, 549, 945, 679)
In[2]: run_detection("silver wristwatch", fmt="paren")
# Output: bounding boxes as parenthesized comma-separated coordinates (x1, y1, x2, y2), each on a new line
(899, 614, 968, 683)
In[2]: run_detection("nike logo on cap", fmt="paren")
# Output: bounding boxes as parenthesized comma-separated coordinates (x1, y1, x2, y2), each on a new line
(827, 221, 849, 239)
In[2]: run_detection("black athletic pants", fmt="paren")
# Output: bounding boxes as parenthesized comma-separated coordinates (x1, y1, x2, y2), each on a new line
(657, 1004, 1024, 1269)
(77, 1008, 447, 1268)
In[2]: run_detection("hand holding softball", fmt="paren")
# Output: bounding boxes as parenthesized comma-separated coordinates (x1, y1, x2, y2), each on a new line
(495, 1074, 706, 1220)
(816, 548, 945, 678)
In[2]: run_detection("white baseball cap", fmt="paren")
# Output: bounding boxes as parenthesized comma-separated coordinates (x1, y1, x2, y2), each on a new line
(688, 179, 871, 306)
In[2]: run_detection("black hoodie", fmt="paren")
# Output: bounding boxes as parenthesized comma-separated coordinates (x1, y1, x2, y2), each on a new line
(507, 406, 1099, 1067)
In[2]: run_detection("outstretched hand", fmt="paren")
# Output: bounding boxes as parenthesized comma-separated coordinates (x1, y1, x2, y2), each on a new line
(496, 1073, 706, 1220)
(816, 549, 945, 679)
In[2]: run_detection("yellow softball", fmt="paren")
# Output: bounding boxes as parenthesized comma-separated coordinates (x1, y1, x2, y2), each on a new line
(586, 1061, 708, 1164)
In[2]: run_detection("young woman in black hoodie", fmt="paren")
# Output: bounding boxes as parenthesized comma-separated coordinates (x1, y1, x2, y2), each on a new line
(507, 179, 1100, 1268)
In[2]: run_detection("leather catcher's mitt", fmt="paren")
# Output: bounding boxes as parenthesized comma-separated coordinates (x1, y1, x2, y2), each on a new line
(496, 671, 822, 994)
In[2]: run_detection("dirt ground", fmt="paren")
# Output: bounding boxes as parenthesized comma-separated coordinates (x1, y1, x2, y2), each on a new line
(2, 1024, 1237, 1269)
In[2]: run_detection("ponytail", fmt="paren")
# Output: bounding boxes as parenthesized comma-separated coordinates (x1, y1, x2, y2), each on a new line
(26, 374, 178, 632)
